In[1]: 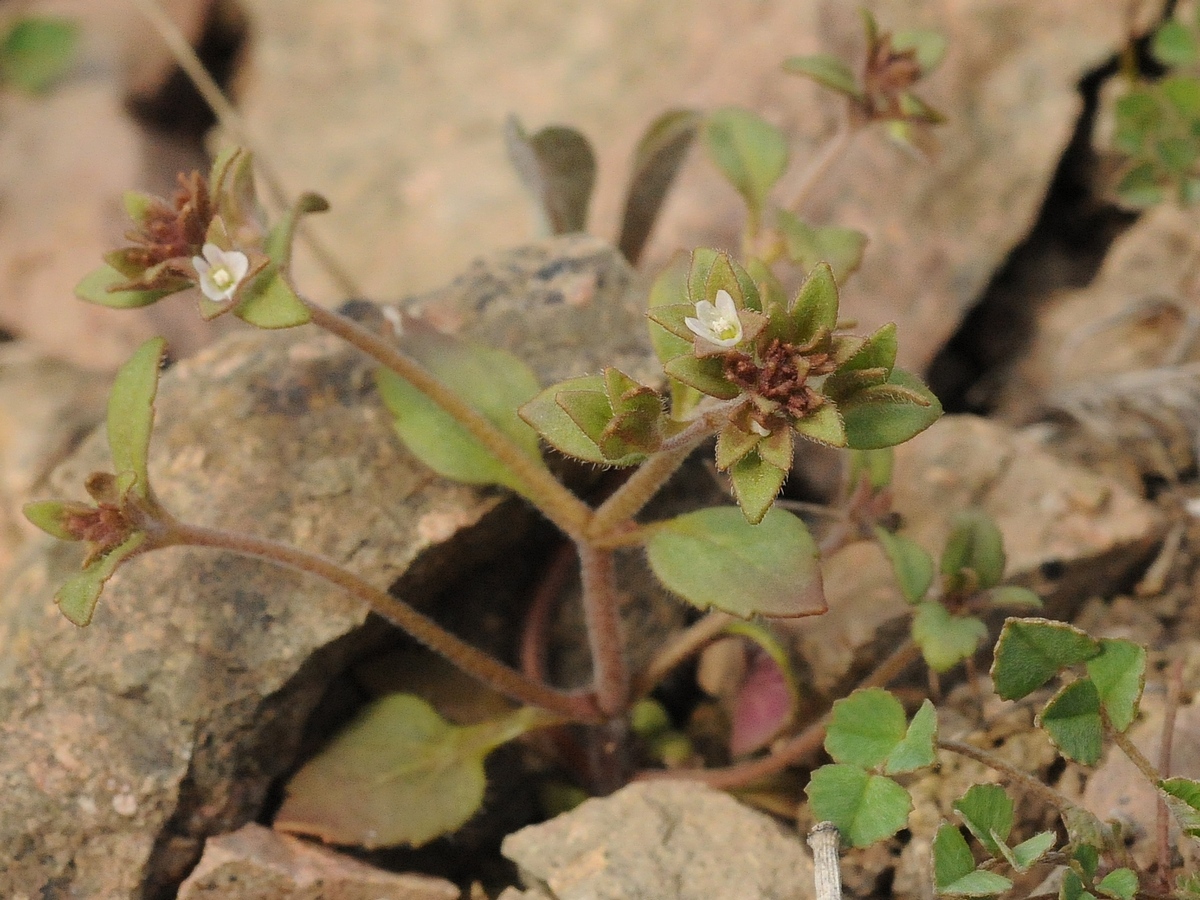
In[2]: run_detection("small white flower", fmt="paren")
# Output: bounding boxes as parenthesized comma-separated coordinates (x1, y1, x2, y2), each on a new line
(749, 419, 771, 437)
(192, 243, 249, 303)
(684, 289, 743, 347)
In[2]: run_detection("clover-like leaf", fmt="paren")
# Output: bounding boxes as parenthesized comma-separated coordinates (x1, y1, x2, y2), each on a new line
(806, 764, 912, 848)
(838, 368, 941, 450)
(825, 688, 907, 769)
(1084, 639, 1145, 733)
(996, 830, 1056, 872)
(506, 117, 596, 235)
(885, 699, 937, 775)
(953, 784, 1013, 855)
(874, 527, 934, 603)
(1037, 677, 1103, 765)
(932, 823, 1013, 897)
(991, 618, 1100, 700)
(941, 509, 1005, 590)
(57, 532, 146, 627)
(913, 602, 987, 672)
(108, 337, 167, 501)
(776, 211, 868, 283)
(1159, 777, 1200, 837)
(618, 109, 701, 264)
(1096, 868, 1139, 900)
(376, 325, 545, 495)
(704, 107, 788, 223)
(645, 506, 825, 618)
(0, 17, 77, 93)
(276, 694, 549, 848)
(782, 54, 863, 99)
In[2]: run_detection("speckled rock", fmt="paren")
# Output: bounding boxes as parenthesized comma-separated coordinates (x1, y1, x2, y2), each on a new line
(500, 781, 816, 900)
(0, 235, 650, 898)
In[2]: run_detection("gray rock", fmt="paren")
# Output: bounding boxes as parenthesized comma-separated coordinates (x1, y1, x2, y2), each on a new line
(501, 780, 816, 900)
(0, 235, 649, 898)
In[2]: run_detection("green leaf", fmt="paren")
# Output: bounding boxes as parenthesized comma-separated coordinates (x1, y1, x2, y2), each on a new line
(57, 532, 146, 627)
(1115, 162, 1165, 208)
(1159, 777, 1200, 837)
(893, 28, 947, 72)
(647, 253, 694, 364)
(108, 338, 166, 501)
(912, 602, 987, 673)
(776, 211, 868, 283)
(704, 107, 788, 221)
(233, 266, 312, 328)
(23, 500, 85, 541)
(0, 18, 77, 93)
(728, 450, 788, 525)
(874, 527, 934, 603)
(264, 192, 329, 271)
(1085, 639, 1145, 733)
(940, 509, 1006, 590)
(1037, 678, 1103, 765)
(1096, 868, 1139, 900)
(645, 507, 825, 618)
(848, 447, 893, 490)
(618, 109, 701, 264)
(953, 784, 1013, 855)
(996, 830, 1056, 872)
(991, 618, 1100, 700)
(933, 823, 1013, 897)
(806, 764, 912, 848)
(75, 265, 175, 310)
(840, 323, 898, 374)
(275, 694, 548, 848)
(885, 699, 938, 775)
(782, 54, 863, 99)
(983, 585, 1042, 609)
(663, 353, 740, 399)
(375, 326, 545, 495)
(505, 117, 596, 234)
(839, 368, 941, 450)
(1152, 20, 1200, 67)
(519, 375, 645, 467)
(826, 688, 907, 768)
(787, 262, 839, 345)
(792, 400, 847, 447)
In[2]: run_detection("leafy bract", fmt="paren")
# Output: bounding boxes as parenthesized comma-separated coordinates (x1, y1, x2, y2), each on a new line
(912, 602, 986, 672)
(782, 54, 862, 99)
(704, 107, 788, 222)
(108, 337, 167, 501)
(276, 694, 548, 848)
(505, 117, 596, 234)
(837, 368, 941, 450)
(1037, 678, 1103, 765)
(990, 617, 1100, 700)
(932, 823, 1013, 897)
(875, 527, 934, 603)
(57, 532, 146, 627)
(644, 507, 825, 618)
(618, 110, 701, 264)
(376, 325, 544, 495)
(806, 764, 911, 848)
(1084, 639, 1145, 733)
(728, 450, 788, 524)
(76, 265, 175, 309)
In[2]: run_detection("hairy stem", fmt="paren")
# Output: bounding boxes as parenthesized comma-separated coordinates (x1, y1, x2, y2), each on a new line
(1106, 711, 1163, 786)
(578, 543, 629, 715)
(638, 639, 921, 788)
(938, 739, 1080, 814)
(632, 611, 735, 698)
(166, 520, 604, 723)
(303, 302, 592, 540)
(131, 0, 361, 298)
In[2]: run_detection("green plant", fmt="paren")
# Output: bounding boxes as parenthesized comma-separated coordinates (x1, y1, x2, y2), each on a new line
(0, 16, 77, 94)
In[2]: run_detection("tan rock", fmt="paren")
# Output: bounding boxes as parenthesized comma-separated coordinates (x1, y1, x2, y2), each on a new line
(177, 823, 458, 900)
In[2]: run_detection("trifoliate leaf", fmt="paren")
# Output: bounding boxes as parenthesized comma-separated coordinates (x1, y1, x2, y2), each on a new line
(1085, 639, 1145, 733)
(825, 688, 907, 769)
(991, 618, 1100, 700)
(932, 823, 1013, 897)
(806, 764, 912, 848)
(1037, 678, 1103, 765)
(953, 784, 1013, 855)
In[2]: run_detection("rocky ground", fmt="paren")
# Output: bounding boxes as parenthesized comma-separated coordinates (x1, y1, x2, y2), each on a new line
(1, 1, 1198, 898)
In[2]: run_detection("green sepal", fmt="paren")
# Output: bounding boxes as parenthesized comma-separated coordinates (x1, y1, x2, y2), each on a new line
(839, 368, 941, 450)
(715, 421, 763, 471)
(23, 500, 90, 541)
(519, 375, 645, 467)
(757, 423, 793, 471)
(729, 450, 787, 524)
(57, 532, 146, 627)
(787, 262, 839, 346)
(781, 54, 863, 99)
(792, 401, 847, 447)
(75, 265, 177, 309)
(664, 354, 740, 399)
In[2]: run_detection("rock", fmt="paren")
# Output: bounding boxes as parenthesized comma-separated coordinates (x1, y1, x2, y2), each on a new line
(176, 823, 459, 900)
(500, 780, 816, 900)
(0, 342, 107, 574)
(0, 236, 651, 897)
(233, 0, 1157, 370)
(786, 415, 1164, 696)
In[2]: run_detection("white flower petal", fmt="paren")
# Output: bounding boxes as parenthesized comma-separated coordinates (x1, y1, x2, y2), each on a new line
(684, 291, 743, 347)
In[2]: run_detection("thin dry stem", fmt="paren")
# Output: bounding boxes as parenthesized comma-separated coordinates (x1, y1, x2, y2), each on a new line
(168, 520, 603, 722)
(1157, 660, 1184, 892)
(632, 611, 735, 698)
(938, 739, 1079, 814)
(131, 0, 361, 297)
(789, 124, 856, 214)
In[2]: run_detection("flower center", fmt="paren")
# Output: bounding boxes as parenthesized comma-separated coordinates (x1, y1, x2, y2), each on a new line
(212, 267, 235, 289)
